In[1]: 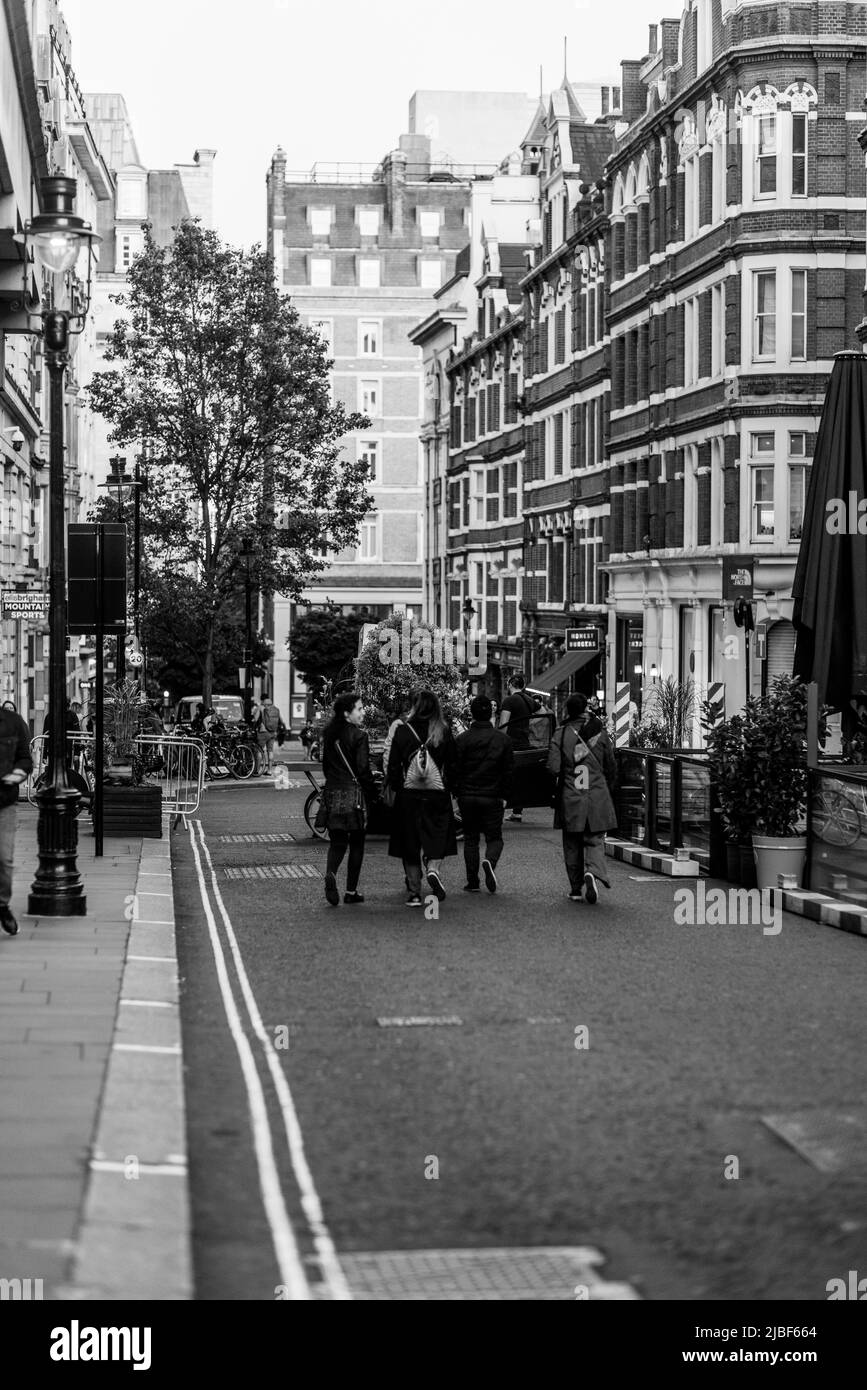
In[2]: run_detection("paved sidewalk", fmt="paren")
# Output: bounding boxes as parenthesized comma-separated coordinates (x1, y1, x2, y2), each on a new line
(0, 804, 189, 1301)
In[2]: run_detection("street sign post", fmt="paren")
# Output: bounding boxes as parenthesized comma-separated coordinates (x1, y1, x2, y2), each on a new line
(754, 621, 768, 661)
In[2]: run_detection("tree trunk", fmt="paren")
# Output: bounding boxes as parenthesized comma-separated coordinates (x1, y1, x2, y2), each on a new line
(203, 620, 215, 709)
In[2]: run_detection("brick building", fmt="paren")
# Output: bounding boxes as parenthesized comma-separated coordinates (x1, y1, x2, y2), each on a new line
(604, 0, 866, 725)
(0, 0, 111, 721)
(266, 95, 533, 726)
(435, 82, 615, 709)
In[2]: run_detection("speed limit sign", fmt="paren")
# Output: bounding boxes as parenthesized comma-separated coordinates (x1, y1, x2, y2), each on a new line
(128, 651, 144, 667)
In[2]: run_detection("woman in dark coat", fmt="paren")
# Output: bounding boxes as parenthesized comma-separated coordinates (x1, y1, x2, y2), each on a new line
(385, 688, 458, 906)
(321, 692, 378, 907)
(546, 691, 618, 904)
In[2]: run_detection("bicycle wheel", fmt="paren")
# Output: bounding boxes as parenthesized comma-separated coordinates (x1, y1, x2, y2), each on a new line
(813, 790, 861, 847)
(207, 743, 231, 779)
(304, 789, 328, 839)
(230, 742, 256, 780)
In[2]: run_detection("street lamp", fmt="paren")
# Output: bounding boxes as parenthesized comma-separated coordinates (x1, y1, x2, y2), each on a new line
(461, 597, 476, 633)
(240, 536, 255, 724)
(19, 177, 100, 917)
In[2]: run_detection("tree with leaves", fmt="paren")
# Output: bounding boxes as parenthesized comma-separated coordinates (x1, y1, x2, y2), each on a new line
(86, 220, 371, 705)
(287, 605, 363, 695)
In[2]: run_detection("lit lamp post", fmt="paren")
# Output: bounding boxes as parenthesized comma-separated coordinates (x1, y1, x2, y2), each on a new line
(20, 177, 100, 917)
(241, 536, 255, 724)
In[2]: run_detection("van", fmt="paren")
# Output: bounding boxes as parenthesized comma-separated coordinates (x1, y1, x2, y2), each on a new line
(173, 695, 245, 728)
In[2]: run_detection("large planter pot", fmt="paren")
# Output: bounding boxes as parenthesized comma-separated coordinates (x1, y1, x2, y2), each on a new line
(751, 834, 807, 891)
(102, 783, 163, 839)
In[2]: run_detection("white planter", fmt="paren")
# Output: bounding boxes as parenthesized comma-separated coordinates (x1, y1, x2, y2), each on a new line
(752, 835, 807, 891)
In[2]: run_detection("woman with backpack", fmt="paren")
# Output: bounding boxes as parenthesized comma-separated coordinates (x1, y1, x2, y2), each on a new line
(546, 691, 618, 904)
(321, 692, 378, 907)
(385, 688, 458, 906)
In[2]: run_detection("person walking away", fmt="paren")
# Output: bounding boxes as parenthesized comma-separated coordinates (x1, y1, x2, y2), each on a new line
(321, 693, 378, 906)
(386, 689, 458, 906)
(547, 692, 617, 904)
(454, 695, 514, 894)
(499, 674, 540, 822)
(257, 697, 282, 773)
(0, 702, 34, 935)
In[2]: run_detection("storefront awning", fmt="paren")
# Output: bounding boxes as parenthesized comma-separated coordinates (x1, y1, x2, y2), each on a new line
(526, 647, 600, 694)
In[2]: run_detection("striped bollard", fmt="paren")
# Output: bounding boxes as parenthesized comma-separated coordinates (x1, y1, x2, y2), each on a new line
(706, 682, 725, 729)
(614, 683, 631, 748)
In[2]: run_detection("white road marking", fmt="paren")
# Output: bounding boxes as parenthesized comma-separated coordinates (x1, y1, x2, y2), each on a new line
(194, 819, 351, 1301)
(113, 1044, 181, 1055)
(187, 820, 311, 1301)
(90, 1160, 187, 1177)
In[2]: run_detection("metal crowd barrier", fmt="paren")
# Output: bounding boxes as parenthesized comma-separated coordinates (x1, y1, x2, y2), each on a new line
(26, 731, 206, 817)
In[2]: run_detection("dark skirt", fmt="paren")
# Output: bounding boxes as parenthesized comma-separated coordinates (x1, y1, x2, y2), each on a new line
(388, 789, 456, 861)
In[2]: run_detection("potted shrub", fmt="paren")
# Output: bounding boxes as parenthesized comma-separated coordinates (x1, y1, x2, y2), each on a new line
(102, 678, 162, 838)
(704, 707, 757, 886)
(742, 676, 809, 889)
(706, 677, 811, 889)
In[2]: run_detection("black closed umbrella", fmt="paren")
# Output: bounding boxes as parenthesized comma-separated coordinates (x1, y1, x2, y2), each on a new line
(792, 351, 867, 735)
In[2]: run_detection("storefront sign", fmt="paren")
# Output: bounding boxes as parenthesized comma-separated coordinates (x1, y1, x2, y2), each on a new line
(566, 627, 600, 651)
(1, 591, 50, 619)
(722, 557, 755, 601)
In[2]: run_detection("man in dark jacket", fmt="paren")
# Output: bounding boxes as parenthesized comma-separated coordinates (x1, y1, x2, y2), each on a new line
(454, 695, 514, 893)
(0, 704, 34, 935)
(499, 673, 540, 822)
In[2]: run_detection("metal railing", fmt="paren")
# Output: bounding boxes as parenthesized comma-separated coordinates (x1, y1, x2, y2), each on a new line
(615, 749, 713, 869)
(807, 763, 867, 903)
(27, 732, 205, 818)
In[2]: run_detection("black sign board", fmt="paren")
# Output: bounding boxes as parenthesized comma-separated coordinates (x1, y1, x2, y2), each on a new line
(68, 523, 128, 634)
(566, 626, 600, 651)
(722, 556, 755, 602)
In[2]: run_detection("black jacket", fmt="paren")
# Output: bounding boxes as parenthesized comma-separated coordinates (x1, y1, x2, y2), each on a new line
(0, 709, 33, 808)
(454, 722, 514, 801)
(386, 717, 457, 793)
(322, 724, 378, 802)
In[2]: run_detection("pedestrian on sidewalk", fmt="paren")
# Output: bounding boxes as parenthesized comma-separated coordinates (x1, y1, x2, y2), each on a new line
(256, 697, 282, 773)
(321, 693, 378, 907)
(0, 702, 34, 936)
(454, 694, 514, 894)
(546, 691, 617, 905)
(499, 673, 540, 822)
(386, 688, 458, 906)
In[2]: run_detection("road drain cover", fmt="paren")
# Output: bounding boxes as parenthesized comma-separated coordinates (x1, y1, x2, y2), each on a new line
(336, 1246, 640, 1300)
(761, 1109, 867, 1172)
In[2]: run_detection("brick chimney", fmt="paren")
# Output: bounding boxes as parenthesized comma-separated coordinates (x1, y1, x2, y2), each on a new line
(382, 149, 408, 234)
(601, 86, 610, 116)
(648, 23, 658, 54)
(620, 59, 645, 124)
(660, 17, 680, 70)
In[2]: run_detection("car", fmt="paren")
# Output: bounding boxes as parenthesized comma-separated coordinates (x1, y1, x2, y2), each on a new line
(173, 695, 245, 728)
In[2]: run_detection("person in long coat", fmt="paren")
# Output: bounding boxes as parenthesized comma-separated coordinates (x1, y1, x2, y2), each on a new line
(546, 691, 618, 904)
(385, 688, 458, 906)
(321, 692, 378, 907)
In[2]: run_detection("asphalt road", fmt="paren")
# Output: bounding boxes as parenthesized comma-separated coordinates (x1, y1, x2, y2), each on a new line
(172, 777, 867, 1300)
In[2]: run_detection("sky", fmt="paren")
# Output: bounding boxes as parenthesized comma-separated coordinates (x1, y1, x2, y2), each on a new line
(60, 0, 667, 249)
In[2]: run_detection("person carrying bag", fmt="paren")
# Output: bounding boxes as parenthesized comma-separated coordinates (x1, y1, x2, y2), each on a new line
(546, 691, 617, 905)
(319, 692, 378, 907)
(385, 688, 457, 906)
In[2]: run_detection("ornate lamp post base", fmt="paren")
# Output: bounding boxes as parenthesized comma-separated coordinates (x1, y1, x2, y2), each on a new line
(27, 785, 87, 916)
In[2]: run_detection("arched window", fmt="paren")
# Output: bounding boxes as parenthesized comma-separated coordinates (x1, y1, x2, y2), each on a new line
(743, 83, 816, 203)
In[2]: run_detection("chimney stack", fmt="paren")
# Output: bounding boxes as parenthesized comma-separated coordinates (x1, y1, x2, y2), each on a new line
(601, 86, 610, 116)
(648, 23, 658, 54)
